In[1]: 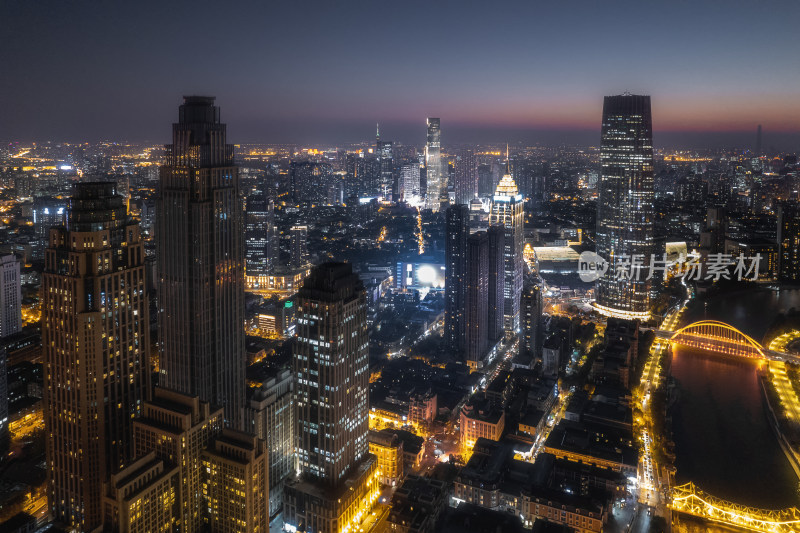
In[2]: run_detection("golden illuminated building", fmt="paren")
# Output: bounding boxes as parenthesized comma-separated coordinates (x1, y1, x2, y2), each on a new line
(42, 182, 151, 531)
(133, 388, 223, 533)
(101, 452, 179, 533)
(459, 398, 505, 455)
(201, 430, 268, 533)
(368, 430, 403, 487)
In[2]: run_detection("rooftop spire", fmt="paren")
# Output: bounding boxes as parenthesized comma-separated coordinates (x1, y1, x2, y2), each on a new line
(376, 123, 380, 142)
(505, 143, 511, 176)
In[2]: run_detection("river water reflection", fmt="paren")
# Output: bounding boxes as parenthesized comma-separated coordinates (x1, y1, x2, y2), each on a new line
(670, 287, 800, 508)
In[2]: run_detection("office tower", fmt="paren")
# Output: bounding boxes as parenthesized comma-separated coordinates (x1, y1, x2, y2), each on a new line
(32, 198, 66, 259)
(489, 161, 524, 334)
(445, 205, 469, 350)
(157, 96, 246, 428)
(400, 163, 420, 203)
(465, 232, 489, 368)
(133, 388, 224, 533)
(284, 263, 378, 533)
(246, 367, 294, 519)
(376, 126, 394, 200)
(756, 124, 763, 156)
(477, 163, 493, 198)
(290, 225, 309, 268)
(521, 277, 543, 358)
(0, 254, 21, 338)
(201, 430, 269, 533)
(290, 161, 333, 205)
(245, 177, 276, 289)
(42, 182, 150, 530)
(778, 202, 800, 284)
(487, 225, 505, 342)
(453, 148, 477, 205)
(0, 347, 7, 459)
(595, 93, 655, 320)
(101, 452, 180, 533)
(425, 118, 442, 211)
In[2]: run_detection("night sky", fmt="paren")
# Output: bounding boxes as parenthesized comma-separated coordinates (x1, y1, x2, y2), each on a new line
(2, 0, 799, 148)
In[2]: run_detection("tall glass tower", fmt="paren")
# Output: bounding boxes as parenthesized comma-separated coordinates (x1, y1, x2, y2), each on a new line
(490, 160, 524, 335)
(157, 96, 246, 428)
(595, 93, 654, 320)
(425, 118, 442, 211)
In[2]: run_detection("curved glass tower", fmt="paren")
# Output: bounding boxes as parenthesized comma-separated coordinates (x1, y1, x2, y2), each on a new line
(595, 93, 654, 320)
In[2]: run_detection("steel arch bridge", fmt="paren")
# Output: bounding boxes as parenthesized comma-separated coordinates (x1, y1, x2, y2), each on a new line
(668, 320, 766, 359)
(671, 482, 800, 532)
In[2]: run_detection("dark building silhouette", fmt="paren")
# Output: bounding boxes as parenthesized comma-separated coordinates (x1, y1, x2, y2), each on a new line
(778, 202, 800, 284)
(445, 205, 470, 350)
(465, 232, 489, 367)
(157, 96, 246, 428)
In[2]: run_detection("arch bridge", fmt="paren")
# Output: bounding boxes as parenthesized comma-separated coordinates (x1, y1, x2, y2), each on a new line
(663, 320, 767, 359)
(671, 482, 800, 532)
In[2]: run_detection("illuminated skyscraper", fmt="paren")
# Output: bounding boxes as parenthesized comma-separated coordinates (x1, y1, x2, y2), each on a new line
(400, 162, 420, 203)
(245, 175, 276, 289)
(0, 254, 21, 338)
(595, 94, 655, 319)
(425, 118, 442, 211)
(445, 205, 469, 350)
(376, 125, 394, 200)
(284, 263, 378, 533)
(43, 182, 150, 530)
(157, 96, 246, 428)
(490, 157, 524, 334)
(465, 231, 489, 367)
(453, 148, 477, 205)
(778, 202, 800, 284)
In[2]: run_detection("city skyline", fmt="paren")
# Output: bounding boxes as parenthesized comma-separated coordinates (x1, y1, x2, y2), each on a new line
(2, 1, 800, 147)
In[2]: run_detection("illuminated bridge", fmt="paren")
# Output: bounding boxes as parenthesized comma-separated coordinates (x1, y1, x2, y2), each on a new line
(671, 482, 800, 532)
(654, 320, 798, 362)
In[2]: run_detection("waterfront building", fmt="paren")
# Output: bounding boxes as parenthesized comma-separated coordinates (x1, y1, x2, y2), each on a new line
(594, 94, 655, 320)
(157, 96, 246, 428)
(42, 182, 150, 531)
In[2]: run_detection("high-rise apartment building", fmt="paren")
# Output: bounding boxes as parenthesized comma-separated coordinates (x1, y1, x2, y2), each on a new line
(595, 94, 655, 319)
(0, 254, 21, 338)
(778, 202, 800, 284)
(465, 232, 489, 368)
(445, 205, 469, 350)
(453, 148, 477, 205)
(290, 225, 309, 268)
(245, 177, 276, 289)
(400, 163, 421, 203)
(0, 347, 7, 459)
(157, 96, 246, 428)
(42, 182, 151, 530)
(521, 277, 543, 358)
(133, 388, 224, 533)
(246, 367, 294, 519)
(201, 430, 269, 533)
(425, 118, 442, 211)
(284, 263, 379, 533)
(487, 225, 505, 342)
(490, 164, 524, 335)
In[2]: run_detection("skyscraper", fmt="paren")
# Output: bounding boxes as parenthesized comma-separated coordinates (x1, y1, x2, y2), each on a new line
(445, 205, 470, 350)
(521, 276, 543, 358)
(778, 202, 800, 284)
(157, 96, 246, 428)
(465, 231, 489, 367)
(284, 263, 379, 533)
(290, 224, 309, 268)
(400, 162, 420, 203)
(487, 225, 505, 342)
(376, 125, 394, 201)
(490, 158, 524, 334)
(245, 176, 276, 289)
(43, 182, 151, 530)
(453, 148, 477, 205)
(0, 254, 21, 338)
(595, 94, 655, 320)
(425, 118, 442, 211)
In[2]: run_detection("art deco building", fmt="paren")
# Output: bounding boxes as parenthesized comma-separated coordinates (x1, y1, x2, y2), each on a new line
(425, 118, 442, 211)
(201, 430, 269, 533)
(42, 182, 150, 530)
(444, 205, 469, 350)
(101, 452, 180, 533)
(157, 96, 246, 428)
(490, 162, 524, 334)
(595, 94, 655, 319)
(133, 388, 224, 533)
(284, 263, 379, 533)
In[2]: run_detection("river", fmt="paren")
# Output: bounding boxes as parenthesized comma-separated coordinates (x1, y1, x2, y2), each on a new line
(670, 287, 800, 509)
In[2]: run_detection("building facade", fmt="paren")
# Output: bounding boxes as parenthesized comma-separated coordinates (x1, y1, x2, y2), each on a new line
(490, 169, 524, 335)
(778, 202, 800, 284)
(0, 254, 21, 339)
(465, 231, 489, 368)
(42, 182, 151, 530)
(157, 96, 246, 428)
(595, 94, 655, 319)
(245, 177, 276, 287)
(425, 118, 442, 211)
(445, 205, 469, 351)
